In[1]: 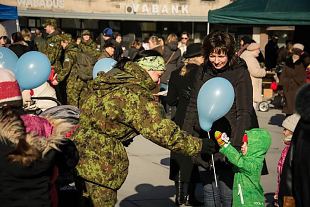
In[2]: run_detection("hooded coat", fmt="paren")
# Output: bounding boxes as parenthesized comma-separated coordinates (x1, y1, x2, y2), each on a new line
(0, 110, 72, 207)
(72, 61, 205, 190)
(291, 83, 310, 206)
(220, 128, 271, 207)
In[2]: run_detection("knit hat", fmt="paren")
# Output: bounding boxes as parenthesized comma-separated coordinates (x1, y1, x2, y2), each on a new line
(282, 113, 300, 132)
(136, 56, 165, 71)
(247, 43, 260, 51)
(293, 43, 304, 51)
(0, 23, 8, 37)
(296, 83, 310, 122)
(103, 39, 115, 48)
(0, 68, 22, 107)
(103, 27, 113, 37)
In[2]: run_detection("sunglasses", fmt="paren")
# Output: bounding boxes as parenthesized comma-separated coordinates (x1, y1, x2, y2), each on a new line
(181, 37, 188, 40)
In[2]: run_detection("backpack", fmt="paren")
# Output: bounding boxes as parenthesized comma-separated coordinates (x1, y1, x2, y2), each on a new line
(75, 52, 98, 81)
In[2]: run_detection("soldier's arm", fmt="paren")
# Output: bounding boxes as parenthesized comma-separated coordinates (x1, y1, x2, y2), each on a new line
(57, 53, 74, 82)
(120, 90, 203, 156)
(45, 39, 62, 65)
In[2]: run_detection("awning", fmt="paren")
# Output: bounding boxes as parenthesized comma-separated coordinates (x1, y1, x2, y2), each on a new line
(18, 9, 208, 22)
(208, 0, 310, 25)
(0, 4, 18, 20)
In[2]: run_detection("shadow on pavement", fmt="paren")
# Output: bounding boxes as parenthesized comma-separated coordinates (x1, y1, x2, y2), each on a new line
(268, 113, 286, 127)
(265, 192, 275, 207)
(119, 184, 176, 207)
(160, 157, 170, 166)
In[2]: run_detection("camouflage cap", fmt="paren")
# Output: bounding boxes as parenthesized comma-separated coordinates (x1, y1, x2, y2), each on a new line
(136, 56, 165, 71)
(60, 33, 72, 42)
(43, 19, 57, 28)
(82, 30, 91, 36)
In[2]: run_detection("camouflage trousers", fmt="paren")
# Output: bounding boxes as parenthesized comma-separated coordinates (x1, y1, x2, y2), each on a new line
(66, 77, 86, 108)
(83, 181, 117, 207)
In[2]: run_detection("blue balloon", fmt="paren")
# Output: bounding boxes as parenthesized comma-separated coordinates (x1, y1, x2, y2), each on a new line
(0, 47, 18, 73)
(93, 58, 117, 79)
(197, 77, 235, 132)
(15, 51, 51, 90)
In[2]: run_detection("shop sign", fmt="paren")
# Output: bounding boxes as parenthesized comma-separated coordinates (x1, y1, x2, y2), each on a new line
(17, 0, 64, 9)
(125, 3, 189, 15)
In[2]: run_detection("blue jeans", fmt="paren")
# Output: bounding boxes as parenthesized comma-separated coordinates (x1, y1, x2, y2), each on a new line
(199, 164, 234, 207)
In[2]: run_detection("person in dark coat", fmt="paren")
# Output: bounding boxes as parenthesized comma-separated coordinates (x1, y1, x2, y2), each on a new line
(0, 68, 76, 207)
(265, 35, 279, 70)
(184, 31, 259, 207)
(9, 32, 31, 57)
(278, 83, 310, 207)
(279, 43, 306, 116)
(167, 43, 204, 206)
(160, 33, 183, 116)
(292, 83, 310, 207)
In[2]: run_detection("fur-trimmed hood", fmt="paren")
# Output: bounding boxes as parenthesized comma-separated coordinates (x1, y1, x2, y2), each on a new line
(0, 112, 74, 157)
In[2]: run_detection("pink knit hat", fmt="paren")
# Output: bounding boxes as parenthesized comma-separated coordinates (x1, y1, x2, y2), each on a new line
(0, 68, 22, 107)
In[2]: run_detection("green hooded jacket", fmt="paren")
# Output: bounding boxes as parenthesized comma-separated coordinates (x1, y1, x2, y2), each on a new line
(72, 61, 203, 190)
(220, 128, 271, 207)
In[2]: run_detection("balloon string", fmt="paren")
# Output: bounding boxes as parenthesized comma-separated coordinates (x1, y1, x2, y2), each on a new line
(208, 131, 218, 187)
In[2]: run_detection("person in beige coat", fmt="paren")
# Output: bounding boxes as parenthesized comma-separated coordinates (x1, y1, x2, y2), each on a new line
(240, 43, 267, 109)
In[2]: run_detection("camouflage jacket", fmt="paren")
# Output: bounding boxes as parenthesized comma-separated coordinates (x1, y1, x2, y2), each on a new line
(72, 61, 202, 190)
(78, 40, 100, 59)
(58, 43, 80, 82)
(44, 31, 63, 74)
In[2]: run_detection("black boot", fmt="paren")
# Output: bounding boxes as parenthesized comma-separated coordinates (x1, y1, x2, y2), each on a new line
(175, 172, 185, 206)
(184, 183, 204, 206)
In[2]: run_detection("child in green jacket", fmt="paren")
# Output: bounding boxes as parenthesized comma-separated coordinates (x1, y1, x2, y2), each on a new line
(215, 128, 271, 206)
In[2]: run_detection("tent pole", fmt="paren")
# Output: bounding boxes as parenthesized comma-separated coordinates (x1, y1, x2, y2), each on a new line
(16, 19, 20, 32)
(192, 22, 194, 40)
(207, 22, 210, 35)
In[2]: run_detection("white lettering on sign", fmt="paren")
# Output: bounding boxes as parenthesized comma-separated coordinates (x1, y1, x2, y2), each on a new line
(125, 3, 189, 15)
(17, 0, 64, 9)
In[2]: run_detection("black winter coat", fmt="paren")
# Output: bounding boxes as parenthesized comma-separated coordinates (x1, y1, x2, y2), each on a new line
(183, 58, 260, 170)
(167, 64, 202, 182)
(185, 59, 257, 147)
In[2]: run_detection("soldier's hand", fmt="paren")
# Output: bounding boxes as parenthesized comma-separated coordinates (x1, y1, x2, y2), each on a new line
(201, 138, 216, 155)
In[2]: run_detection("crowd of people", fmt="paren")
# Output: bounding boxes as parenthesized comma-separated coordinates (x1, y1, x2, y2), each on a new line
(0, 19, 310, 207)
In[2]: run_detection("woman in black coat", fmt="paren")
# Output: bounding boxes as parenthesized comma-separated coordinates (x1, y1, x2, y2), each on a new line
(185, 31, 259, 207)
(167, 43, 204, 206)
(279, 84, 310, 207)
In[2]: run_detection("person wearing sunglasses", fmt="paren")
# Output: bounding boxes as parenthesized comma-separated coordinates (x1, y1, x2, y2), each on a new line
(178, 31, 190, 56)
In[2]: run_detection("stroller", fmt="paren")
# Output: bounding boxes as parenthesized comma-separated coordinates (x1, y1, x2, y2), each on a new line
(258, 81, 285, 112)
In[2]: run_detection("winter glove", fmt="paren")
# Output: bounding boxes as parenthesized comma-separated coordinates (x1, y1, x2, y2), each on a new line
(201, 138, 217, 155)
(214, 131, 230, 147)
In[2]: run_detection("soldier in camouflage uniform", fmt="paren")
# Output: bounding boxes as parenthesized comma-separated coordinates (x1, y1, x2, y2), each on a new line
(78, 30, 100, 59)
(43, 19, 65, 103)
(72, 50, 216, 207)
(43, 19, 62, 76)
(57, 33, 81, 107)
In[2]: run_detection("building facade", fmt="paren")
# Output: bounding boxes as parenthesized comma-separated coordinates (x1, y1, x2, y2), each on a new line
(3, 0, 231, 41)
